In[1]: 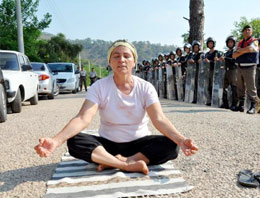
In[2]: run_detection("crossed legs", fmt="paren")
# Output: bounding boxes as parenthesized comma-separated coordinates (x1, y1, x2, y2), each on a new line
(67, 133, 179, 175)
(91, 146, 149, 174)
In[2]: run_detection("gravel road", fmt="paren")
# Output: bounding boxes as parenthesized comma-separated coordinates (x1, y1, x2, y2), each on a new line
(0, 92, 259, 198)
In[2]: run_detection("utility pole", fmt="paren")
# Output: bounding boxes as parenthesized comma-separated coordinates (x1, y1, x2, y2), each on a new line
(88, 60, 90, 72)
(16, 0, 24, 53)
(78, 54, 82, 69)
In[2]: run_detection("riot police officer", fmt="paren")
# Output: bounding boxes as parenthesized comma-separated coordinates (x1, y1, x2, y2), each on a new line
(182, 43, 192, 97)
(188, 40, 203, 103)
(204, 37, 222, 106)
(175, 48, 186, 75)
(220, 36, 238, 111)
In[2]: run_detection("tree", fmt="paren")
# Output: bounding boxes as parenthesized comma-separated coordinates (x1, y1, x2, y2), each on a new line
(186, 0, 205, 45)
(231, 17, 260, 40)
(39, 33, 83, 63)
(0, 0, 51, 60)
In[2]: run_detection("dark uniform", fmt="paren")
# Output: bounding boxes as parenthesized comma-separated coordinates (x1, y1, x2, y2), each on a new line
(144, 61, 151, 82)
(204, 37, 222, 105)
(221, 36, 238, 110)
(176, 48, 186, 76)
(234, 25, 259, 114)
(79, 68, 87, 91)
(189, 40, 203, 103)
(168, 51, 178, 99)
(183, 43, 192, 97)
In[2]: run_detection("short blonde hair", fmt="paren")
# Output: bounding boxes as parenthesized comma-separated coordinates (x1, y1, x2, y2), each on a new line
(107, 39, 138, 63)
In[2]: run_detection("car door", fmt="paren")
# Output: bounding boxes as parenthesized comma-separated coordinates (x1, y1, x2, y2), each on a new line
(24, 55, 38, 97)
(18, 55, 33, 100)
(74, 64, 80, 88)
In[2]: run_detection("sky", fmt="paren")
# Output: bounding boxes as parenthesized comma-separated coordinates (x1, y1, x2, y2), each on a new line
(7, 0, 260, 50)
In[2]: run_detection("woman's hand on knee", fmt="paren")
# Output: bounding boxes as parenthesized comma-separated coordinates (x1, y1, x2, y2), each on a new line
(179, 139, 199, 156)
(34, 138, 58, 158)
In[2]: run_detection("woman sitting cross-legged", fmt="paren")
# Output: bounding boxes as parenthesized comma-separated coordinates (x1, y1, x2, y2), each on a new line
(34, 40, 199, 175)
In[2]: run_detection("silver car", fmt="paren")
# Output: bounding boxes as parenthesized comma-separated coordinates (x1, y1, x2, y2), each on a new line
(31, 62, 59, 99)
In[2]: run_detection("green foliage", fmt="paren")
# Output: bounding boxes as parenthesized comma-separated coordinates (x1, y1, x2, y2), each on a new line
(231, 17, 260, 40)
(39, 33, 83, 63)
(181, 32, 190, 43)
(0, 0, 51, 60)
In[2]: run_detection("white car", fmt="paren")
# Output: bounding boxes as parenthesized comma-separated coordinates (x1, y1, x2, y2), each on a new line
(31, 62, 59, 99)
(0, 50, 39, 113)
(48, 63, 80, 94)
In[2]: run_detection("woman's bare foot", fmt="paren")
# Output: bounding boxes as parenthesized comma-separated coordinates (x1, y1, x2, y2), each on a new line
(97, 154, 126, 172)
(125, 160, 149, 175)
(96, 155, 149, 175)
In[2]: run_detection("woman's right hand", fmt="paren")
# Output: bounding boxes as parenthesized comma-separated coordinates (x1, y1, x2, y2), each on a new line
(34, 138, 59, 158)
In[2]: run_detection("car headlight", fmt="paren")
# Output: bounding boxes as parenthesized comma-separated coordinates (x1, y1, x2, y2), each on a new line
(4, 80, 10, 90)
(67, 78, 75, 83)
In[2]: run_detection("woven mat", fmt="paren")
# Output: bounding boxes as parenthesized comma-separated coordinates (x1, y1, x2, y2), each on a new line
(45, 130, 193, 198)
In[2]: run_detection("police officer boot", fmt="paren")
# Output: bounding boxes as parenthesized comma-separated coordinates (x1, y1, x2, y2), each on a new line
(230, 86, 238, 111)
(246, 102, 256, 114)
(237, 100, 245, 112)
(220, 89, 229, 109)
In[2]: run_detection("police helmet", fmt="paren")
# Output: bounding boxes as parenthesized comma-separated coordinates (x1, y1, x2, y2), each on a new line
(158, 53, 164, 58)
(206, 37, 216, 48)
(183, 43, 192, 49)
(169, 51, 176, 56)
(225, 36, 236, 48)
(192, 40, 201, 50)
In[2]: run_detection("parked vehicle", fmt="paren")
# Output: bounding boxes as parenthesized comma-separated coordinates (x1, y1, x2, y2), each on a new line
(47, 63, 80, 94)
(31, 62, 59, 99)
(0, 66, 7, 122)
(0, 50, 39, 113)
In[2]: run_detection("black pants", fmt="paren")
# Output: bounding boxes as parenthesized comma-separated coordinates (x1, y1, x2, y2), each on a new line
(90, 77, 96, 85)
(80, 77, 87, 91)
(67, 133, 179, 165)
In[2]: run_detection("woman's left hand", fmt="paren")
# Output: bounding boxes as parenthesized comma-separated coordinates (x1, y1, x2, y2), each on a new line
(179, 139, 199, 156)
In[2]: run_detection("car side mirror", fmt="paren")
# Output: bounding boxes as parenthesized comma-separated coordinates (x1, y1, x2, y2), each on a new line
(22, 64, 33, 71)
(52, 71, 58, 75)
(75, 70, 80, 74)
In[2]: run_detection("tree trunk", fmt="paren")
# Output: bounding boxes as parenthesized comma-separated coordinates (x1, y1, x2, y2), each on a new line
(189, 0, 205, 46)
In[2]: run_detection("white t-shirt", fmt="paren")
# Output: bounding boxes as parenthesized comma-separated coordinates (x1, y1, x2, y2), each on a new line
(86, 75, 159, 143)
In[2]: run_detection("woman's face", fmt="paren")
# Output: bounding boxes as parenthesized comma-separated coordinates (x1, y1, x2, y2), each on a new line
(109, 46, 135, 74)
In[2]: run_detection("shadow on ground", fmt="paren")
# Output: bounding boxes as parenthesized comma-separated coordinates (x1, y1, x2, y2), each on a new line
(0, 163, 58, 192)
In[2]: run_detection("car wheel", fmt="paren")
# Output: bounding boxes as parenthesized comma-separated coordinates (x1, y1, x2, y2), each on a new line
(0, 84, 7, 123)
(11, 88, 22, 113)
(72, 85, 77, 94)
(30, 90, 38, 105)
(48, 85, 55, 100)
(53, 83, 59, 96)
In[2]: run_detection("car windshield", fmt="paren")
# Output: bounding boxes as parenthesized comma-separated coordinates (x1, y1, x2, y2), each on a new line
(31, 63, 45, 71)
(0, 53, 19, 71)
(48, 63, 73, 72)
